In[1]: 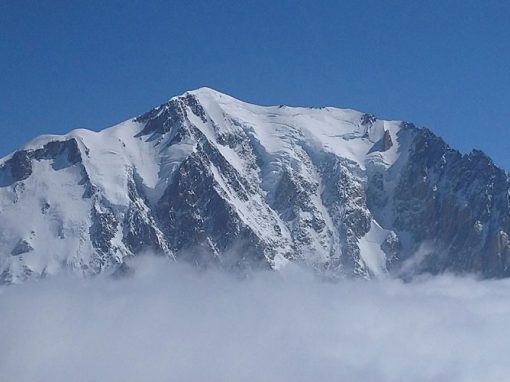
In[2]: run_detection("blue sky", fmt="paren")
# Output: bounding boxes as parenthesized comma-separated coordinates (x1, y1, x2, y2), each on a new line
(1, 0, 509, 168)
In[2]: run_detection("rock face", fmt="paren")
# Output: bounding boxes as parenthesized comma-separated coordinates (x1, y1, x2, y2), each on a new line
(0, 87, 509, 283)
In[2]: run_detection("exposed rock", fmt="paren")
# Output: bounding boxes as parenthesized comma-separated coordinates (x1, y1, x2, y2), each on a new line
(382, 129, 393, 151)
(11, 239, 33, 256)
(1, 88, 509, 283)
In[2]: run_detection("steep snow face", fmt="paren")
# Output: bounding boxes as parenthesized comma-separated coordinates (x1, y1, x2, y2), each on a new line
(1, 87, 509, 283)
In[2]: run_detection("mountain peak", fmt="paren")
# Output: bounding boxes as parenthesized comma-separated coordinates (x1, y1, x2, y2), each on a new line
(178, 87, 236, 104)
(189, 88, 256, 111)
(1, 90, 509, 284)
(186, 86, 225, 97)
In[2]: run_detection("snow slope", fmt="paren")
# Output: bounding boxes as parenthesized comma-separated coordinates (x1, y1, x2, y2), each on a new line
(1, 87, 509, 283)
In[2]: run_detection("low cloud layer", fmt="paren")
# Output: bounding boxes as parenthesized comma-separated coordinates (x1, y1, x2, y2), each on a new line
(1, 258, 509, 382)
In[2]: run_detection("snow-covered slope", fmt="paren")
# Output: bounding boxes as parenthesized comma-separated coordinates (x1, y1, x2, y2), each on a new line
(1, 88, 509, 283)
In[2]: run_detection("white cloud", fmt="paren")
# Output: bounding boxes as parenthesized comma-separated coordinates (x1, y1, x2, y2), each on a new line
(1, 258, 509, 382)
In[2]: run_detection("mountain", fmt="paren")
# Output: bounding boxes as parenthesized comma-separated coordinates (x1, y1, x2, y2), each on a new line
(1, 88, 509, 283)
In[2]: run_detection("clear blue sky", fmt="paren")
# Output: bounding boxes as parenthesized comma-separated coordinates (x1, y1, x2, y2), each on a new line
(1, 0, 509, 168)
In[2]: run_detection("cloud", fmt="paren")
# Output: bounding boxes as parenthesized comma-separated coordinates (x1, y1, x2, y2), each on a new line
(1, 257, 509, 382)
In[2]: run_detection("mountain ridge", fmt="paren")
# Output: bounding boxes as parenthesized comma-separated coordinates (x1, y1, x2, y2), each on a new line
(1, 87, 508, 283)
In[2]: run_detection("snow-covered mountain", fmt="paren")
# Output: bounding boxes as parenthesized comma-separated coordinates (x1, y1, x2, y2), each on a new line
(1, 88, 509, 283)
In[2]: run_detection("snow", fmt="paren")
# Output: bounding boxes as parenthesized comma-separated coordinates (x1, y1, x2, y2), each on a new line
(0, 157, 93, 280)
(0, 87, 413, 280)
(358, 221, 390, 277)
(185, 87, 409, 275)
(190, 87, 403, 171)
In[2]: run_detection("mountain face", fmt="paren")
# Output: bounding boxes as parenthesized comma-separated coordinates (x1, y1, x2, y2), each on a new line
(1, 88, 509, 283)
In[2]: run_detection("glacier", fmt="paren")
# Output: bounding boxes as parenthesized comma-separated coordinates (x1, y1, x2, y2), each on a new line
(0, 87, 509, 283)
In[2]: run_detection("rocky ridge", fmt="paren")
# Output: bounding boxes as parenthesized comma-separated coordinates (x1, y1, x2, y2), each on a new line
(0, 88, 508, 283)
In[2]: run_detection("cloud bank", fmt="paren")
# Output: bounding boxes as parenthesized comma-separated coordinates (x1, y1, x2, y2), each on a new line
(1, 258, 509, 382)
